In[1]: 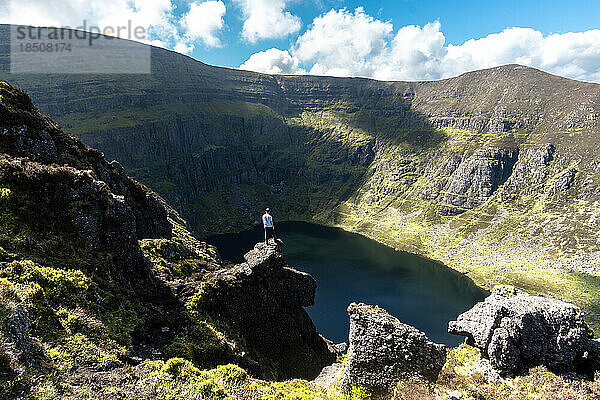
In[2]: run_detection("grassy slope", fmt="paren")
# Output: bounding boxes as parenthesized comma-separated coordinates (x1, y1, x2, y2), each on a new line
(0, 83, 241, 398)
(279, 71, 600, 329)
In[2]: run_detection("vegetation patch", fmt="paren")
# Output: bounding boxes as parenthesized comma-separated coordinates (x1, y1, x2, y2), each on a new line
(130, 359, 329, 400)
(140, 239, 220, 282)
(165, 321, 234, 369)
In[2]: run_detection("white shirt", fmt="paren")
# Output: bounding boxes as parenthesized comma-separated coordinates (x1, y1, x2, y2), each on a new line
(262, 213, 273, 227)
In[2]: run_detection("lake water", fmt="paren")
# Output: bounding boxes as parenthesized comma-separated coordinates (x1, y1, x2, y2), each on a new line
(206, 221, 487, 346)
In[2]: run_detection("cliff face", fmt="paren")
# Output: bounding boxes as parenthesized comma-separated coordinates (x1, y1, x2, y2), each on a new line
(0, 82, 333, 398)
(2, 25, 600, 327)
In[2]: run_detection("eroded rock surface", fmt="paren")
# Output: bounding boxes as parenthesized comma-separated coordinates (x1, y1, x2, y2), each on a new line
(553, 167, 577, 192)
(448, 285, 598, 375)
(439, 148, 519, 214)
(3, 303, 36, 368)
(181, 241, 336, 380)
(340, 303, 446, 398)
(502, 143, 555, 199)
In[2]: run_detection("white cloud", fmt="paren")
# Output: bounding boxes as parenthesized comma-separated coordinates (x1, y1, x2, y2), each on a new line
(180, 1, 226, 48)
(442, 27, 600, 82)
(5, 1, 600, 82)
(372, 21, 446, 81)
(89, 0, 181, 48)
(174, 41, 195, 55)
(239, 48, 303, 74)
(0, 0, 228, 54)
(0, 0, 177, 42)
(234, 0, 301, 43)
(1, 0, 88, 27)
(441, 28, 543, 78)
(294, 7, 392, 77)
(240, 7, 600, 83)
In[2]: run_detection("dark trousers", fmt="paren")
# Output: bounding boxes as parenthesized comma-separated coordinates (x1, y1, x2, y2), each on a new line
(264, 226, 276, 242)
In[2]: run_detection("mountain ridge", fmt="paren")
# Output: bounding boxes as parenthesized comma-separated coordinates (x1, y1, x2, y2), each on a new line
(1, 24, 600, 331)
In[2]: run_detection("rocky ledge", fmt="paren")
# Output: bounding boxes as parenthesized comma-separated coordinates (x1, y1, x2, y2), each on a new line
(448, 285, 600, 376)
(340, 302, 446, 398)
(180, 241, 336, 380)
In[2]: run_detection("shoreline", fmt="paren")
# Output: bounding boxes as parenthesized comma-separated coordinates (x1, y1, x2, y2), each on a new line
(203, 218, 600, 335)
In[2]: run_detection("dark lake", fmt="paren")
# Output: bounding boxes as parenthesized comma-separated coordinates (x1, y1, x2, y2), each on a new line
(206, 221, 487, 346)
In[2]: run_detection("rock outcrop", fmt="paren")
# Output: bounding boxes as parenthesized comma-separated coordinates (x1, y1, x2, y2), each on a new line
(448, 285, 598, 375)
(181, 241, 336, 380)
(0, 84, 173, 250)
(3, 303, 37, 368)
(340, 303, 446, 398)
(553, 167, 577, 192)
(502, 143, 555, 199)
(439, 148, 519, 214)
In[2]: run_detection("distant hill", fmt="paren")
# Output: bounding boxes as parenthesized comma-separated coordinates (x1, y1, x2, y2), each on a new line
(2, 24, 600, 328)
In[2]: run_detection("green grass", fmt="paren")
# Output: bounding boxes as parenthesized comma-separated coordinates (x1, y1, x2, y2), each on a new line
(123, 359, 330, 400)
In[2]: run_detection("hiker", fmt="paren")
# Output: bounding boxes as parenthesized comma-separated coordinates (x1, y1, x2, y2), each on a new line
(262, 208, 276, 244)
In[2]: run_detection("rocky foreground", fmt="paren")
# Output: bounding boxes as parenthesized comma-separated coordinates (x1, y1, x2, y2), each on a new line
(0, 81, 335, 397)
(339, 303, 446, 398)
(179, 241, 336, 379)
(324, 287, 600, 399)
(449, 285, 600, 376)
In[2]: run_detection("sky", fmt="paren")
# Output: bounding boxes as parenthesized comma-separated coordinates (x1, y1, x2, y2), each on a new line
(2, 0, 600, 82)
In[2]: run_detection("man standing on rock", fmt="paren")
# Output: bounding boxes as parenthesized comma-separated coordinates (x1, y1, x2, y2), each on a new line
(262, 208, 277, 244)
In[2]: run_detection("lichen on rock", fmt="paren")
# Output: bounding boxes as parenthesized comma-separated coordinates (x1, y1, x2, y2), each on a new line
(448, 285, 599, 376)
(340, 302, 446, 398)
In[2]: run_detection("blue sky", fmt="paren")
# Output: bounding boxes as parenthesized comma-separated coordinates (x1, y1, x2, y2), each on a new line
(194, 0, 600, 69)
(3, 0, 600, 82)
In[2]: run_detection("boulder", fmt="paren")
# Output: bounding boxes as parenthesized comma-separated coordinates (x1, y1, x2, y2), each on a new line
(448, 285, 597, 375)
(340, 303, 446, 398)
